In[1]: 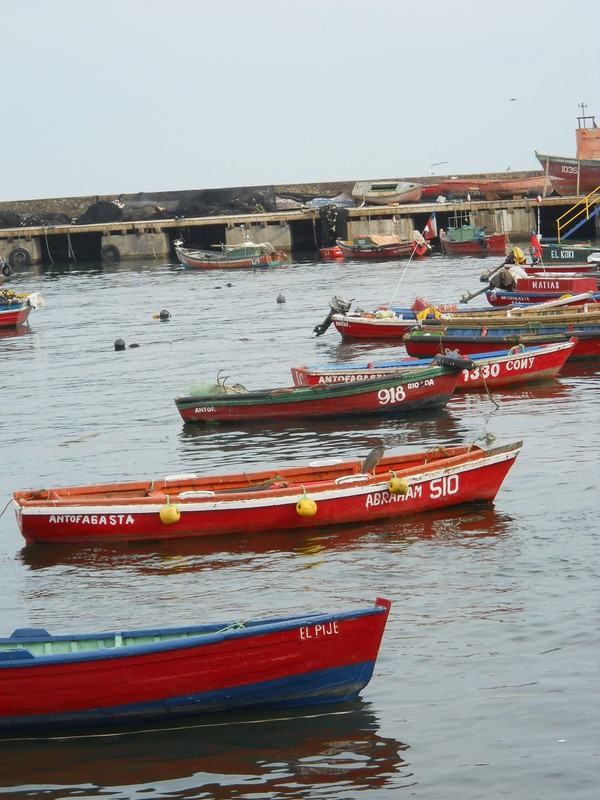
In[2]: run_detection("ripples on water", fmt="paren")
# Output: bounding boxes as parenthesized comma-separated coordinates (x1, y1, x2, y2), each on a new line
(0, 253, 598, 799)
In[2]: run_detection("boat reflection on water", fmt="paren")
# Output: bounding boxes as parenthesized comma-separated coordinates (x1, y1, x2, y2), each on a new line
(178, 408, 463, 474)
(19, 506, 513, 572)
(0, 703, 413, 797)
(0, 324, 33, 343)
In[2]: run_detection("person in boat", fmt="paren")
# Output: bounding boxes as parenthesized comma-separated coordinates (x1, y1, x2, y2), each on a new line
(486, 245, 527, 291)
(504, 245, 527, 266)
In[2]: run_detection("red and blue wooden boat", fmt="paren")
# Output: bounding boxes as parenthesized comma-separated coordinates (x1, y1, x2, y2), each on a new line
(12, 440, 522, 544)
(328, 304, 500, 340)
(0, 291, 32, 328)
(313, 295, 493, 340)
(290, 339, 576, 391)
(173, 360, 471, 424)
(0, 598, 391, 733)
(486, 275, 600, 307)
(404, 329, 600, 360)
(174, 239, 285, 269)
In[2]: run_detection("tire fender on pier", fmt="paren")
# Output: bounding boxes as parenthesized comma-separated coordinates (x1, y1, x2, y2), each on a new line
(101, 244, 120, 262)
(8, 246, 32, 267)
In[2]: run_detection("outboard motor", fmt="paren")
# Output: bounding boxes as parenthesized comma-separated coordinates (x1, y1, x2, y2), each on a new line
(313, 295, 353, 336)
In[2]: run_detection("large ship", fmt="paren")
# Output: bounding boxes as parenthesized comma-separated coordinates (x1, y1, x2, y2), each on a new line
(536, 104, 600, 196)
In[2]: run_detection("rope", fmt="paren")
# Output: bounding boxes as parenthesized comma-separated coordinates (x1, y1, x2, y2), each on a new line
(480, 372, 499, 408)
(43, 228, 54, 265)
(0, 496, 13, 520)
(387, 219, 431, 308)
(67, 231, 77, 263)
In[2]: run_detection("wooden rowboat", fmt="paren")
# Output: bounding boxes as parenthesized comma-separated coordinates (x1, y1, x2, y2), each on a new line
(12, 440, 522, 544)
(404, 329, 600, 360)
(486, 275, 600, 307)
(0, 598, 391, 732)
(335, 235, 430, 260)
(0, 290, 34, 328)
(540, 242, 600, 266)
(174, 239, 285, 269)
(331, 310, 421, 340)
(440, 226, 508, 256)
(290, 339, 576, 391)
(174, 360, 472, 425)
(351, 180, 423, 205)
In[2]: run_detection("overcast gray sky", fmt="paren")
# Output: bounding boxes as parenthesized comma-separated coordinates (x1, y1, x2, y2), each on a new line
(3, 0, 599, 201)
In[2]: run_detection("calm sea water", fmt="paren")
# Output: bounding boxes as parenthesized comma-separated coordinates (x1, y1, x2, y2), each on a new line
(0, 251, 598, 799)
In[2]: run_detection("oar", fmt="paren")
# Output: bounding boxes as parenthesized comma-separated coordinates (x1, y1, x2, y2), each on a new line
(461, 262, 507, 303)
(478, 262, 506, 283)
(459, 284, 490, 304)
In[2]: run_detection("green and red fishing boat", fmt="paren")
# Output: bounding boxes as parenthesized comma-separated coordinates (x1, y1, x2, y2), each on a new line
(174, 239, 285, 269)
(174, 358, 472, 425)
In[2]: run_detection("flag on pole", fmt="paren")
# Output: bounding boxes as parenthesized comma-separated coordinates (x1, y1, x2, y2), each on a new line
(423, 213, 438, 240)
(530, 233, 543, 260)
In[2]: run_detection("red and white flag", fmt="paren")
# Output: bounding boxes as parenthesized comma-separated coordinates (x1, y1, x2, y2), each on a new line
(423, 213, 438, 240)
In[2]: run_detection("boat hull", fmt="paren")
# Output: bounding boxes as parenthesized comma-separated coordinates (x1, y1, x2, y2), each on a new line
(174, 369, 460, 424)
(12, 442, 522, 544)
(440, 232, 508, 256)
(335, 240, 428, 260)
(404, 330, 600, 360)
(535, 152, 600, 195)
(290, 340, 575, 391)
(540, 242, 600, 265)
(0, 599, 391, 732)
(332, 313, 417, 339)
(174, 243, 284, 269)
(486, 289, 600, 307)
(351, 181, 423, 205)
(0, 302, 31, 329)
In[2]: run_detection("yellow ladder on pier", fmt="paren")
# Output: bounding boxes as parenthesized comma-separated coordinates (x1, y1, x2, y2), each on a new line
(556, 185, 600, 243)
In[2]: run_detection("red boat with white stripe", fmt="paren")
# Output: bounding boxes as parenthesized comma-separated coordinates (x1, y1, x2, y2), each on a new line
(12, 440, 522, 544)
(290, 339, 575, 391)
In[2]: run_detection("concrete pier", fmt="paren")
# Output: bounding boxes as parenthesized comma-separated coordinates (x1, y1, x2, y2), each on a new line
(0, 173, 596, 265)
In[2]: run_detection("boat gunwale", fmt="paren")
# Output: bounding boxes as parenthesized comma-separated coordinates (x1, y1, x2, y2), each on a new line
(13, 442, 523, 512)
(173, 365, 460, 408)
(0, 603, 389, 666)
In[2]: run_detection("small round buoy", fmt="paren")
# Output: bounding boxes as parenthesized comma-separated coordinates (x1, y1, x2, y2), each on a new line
(159, 503, 180, 525)
(159, 309, 171, 320)
(114, 338, 126, 351)
(276, 293, 286, 304)
(296, 496, 317, 517)
(388, 476, 409, 495)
